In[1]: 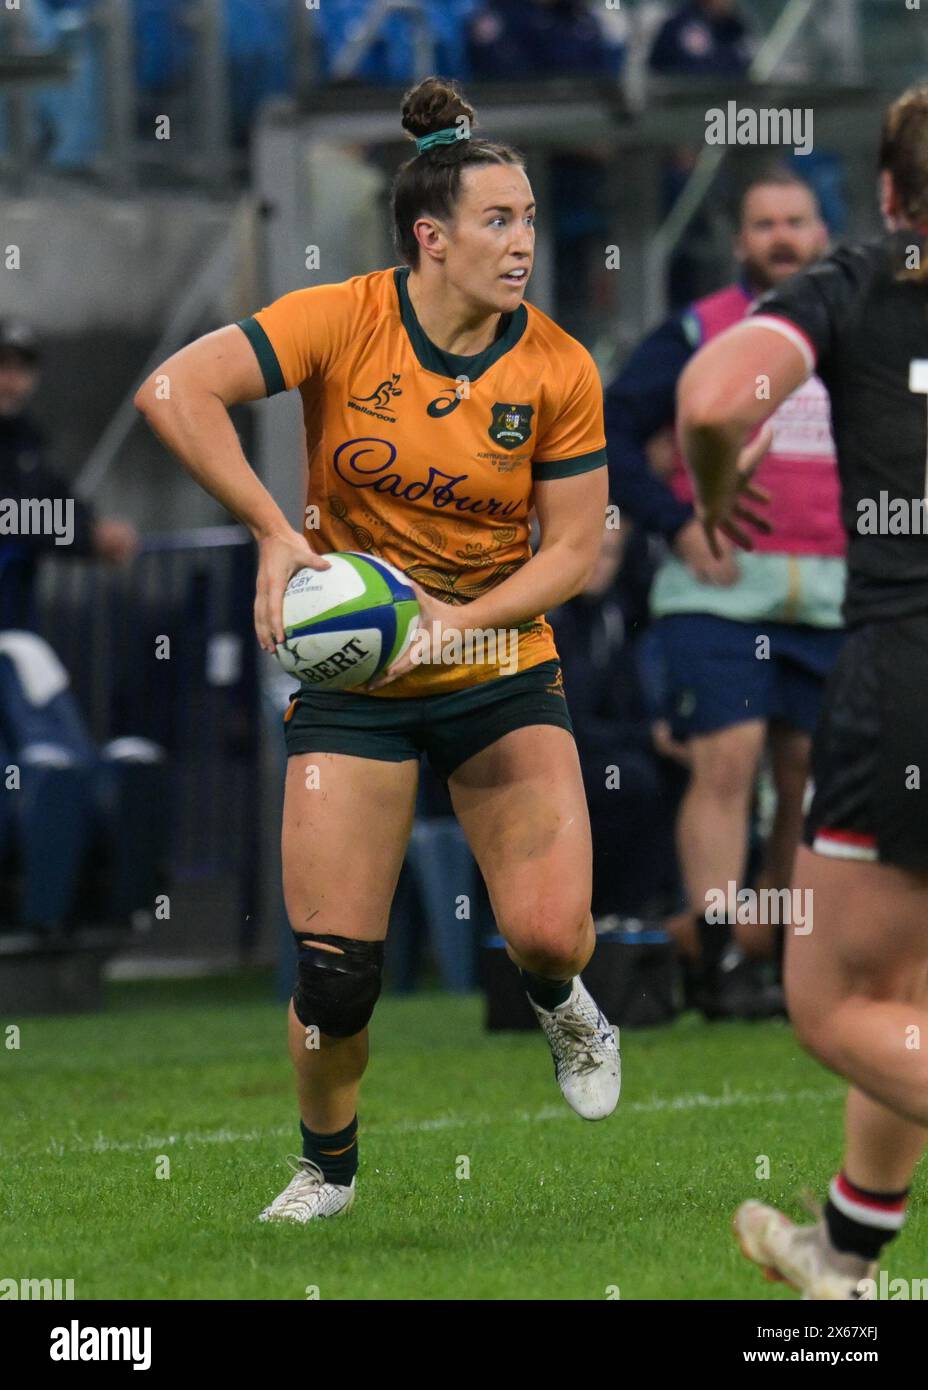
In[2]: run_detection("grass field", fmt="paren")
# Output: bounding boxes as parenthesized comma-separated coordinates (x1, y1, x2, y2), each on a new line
(2, 971, 925, 1301)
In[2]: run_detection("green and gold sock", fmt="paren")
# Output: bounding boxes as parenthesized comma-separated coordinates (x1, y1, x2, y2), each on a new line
(300, 1115, 358, 1186)
(521, 969, 572, 1011)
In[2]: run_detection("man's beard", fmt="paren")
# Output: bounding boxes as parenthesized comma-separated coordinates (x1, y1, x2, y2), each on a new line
(743, 249, 808, 293)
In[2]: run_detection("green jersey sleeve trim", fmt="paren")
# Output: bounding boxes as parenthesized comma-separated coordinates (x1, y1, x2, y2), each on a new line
(237, 316, 287, 396)
(531, 448, 607, 482)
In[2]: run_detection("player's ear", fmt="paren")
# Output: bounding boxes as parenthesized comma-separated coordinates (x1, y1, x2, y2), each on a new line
(878, 169, 897, 227)
(413, 215, 447, 264)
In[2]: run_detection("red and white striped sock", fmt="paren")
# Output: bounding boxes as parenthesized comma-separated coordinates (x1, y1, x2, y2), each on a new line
(824, 1171, 909, 1261)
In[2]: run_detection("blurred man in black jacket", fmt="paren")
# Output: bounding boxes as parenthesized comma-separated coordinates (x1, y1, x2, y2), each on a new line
(0, 321, 138, 631)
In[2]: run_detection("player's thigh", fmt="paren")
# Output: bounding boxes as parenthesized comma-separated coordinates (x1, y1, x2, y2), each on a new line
(282, 752, 419, 939)
(787, 846, 928, 1017)
(448, 724, 592, 944)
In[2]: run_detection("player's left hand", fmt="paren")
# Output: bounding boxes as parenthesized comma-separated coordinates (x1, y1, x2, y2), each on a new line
(697, 424, 774, 558)
(361, 583, 463, 691)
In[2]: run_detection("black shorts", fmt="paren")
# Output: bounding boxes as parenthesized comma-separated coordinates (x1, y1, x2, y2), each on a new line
(283, 658, 574, 781)
(805, 614, 928, 869)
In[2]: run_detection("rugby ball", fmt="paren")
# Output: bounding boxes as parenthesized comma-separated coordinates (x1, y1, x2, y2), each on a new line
(275, 552, 419, 690)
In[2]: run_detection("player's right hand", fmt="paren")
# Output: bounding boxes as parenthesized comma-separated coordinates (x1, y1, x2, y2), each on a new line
(254, 528, 330, 652)
(673, 516, 739, 586)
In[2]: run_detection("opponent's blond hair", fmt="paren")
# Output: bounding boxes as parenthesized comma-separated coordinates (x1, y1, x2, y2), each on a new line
(880, 85, 928, 282)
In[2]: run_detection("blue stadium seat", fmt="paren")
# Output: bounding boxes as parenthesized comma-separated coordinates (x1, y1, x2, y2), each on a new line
(315, 0, 478, 85)
(225, 0, 293, 138)
(0, 640, 97, 928)
(0, 731, 15, 870)
(0, 0, 103, 171)
(132, 0, 193, 89)
(0, 634, 169, 930)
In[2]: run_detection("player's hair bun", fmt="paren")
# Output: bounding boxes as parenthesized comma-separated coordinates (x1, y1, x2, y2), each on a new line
(400, 77, 475, 143)
(392, 78, 522, 267)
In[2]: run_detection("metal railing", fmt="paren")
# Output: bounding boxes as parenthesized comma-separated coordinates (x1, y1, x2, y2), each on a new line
(75, 198, 251, 499)
(327, 0, 436, 82)
(37, 526, 262, 951)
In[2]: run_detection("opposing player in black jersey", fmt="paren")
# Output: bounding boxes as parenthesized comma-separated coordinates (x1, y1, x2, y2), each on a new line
(677, 86, 928, 1299)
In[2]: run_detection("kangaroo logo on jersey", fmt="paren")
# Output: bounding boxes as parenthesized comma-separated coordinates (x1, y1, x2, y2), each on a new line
(348, 373, 403, 422)
(489, 402, 534, 451)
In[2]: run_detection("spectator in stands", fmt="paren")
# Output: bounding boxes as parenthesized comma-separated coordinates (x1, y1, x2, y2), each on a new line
(649, 0, 751, 78)
(648, 1, 753, 305)
(468, 0, 625, 340)
(604, 171, 844, 1020)
(469, 0, 625, 79)
(0, 322, 139, 631)
(550, 521, 685, 926)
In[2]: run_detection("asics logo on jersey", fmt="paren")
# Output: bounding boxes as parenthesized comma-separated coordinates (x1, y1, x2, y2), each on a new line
(427, 389, 463, 419)
(348, 373, 402, 422)
(333, 438, 522, 518)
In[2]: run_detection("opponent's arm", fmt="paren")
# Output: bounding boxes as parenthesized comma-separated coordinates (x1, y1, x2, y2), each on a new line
(134, 324, 327, 651)
(677, 321, 809, 553)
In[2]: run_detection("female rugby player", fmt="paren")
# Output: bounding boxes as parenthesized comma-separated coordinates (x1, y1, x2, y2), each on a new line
(135, 78, 620, 1224)
(677, 85, 928, 1298)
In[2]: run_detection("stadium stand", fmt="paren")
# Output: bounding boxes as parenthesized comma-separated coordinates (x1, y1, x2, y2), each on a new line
(0, 0, 908, 1009)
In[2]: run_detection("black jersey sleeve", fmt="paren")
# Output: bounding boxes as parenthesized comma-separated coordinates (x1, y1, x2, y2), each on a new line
(751, 242, 879, 373)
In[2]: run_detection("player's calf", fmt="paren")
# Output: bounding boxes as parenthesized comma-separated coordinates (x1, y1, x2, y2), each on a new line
(260, 932, 384, 1224)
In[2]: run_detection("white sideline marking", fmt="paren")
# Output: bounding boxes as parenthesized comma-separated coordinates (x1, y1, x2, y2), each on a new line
(46, 1086, 841, 1157)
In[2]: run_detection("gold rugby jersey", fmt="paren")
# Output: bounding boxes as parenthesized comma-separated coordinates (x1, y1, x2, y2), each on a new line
(239, 266, 606, 696)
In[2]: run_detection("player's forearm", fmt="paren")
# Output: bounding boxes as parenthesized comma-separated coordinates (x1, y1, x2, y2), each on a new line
(677, 319, 807, 506)
(134, 382, 290, 541)
(456, 535, 597, 633)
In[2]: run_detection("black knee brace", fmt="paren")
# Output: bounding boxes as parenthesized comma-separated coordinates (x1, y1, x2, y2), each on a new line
(292, 932, 384, 1038)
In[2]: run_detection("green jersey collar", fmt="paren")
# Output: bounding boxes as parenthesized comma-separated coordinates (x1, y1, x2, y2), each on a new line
(394, 266, 527, 383)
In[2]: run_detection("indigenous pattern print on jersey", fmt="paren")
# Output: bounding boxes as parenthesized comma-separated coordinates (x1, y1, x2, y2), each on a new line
(751, 230, 928, 626)
(239, 267, 606, 696)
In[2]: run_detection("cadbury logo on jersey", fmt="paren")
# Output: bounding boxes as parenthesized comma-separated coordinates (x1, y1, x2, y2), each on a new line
(333, 437, 523, 518)
(489, 403, 534, 451)
(348, 373, 402, 423)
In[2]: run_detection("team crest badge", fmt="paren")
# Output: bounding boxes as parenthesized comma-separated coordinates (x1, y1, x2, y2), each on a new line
(488, 402, 534, 451)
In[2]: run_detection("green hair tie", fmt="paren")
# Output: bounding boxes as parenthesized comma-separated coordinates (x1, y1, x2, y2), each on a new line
(415, 126, 469, 154)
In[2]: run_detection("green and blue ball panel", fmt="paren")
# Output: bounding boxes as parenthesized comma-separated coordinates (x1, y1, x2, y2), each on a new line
(275, 552, 420, 690)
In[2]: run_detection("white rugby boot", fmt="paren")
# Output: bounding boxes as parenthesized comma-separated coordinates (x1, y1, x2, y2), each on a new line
(528, 977, 621, 1120)
(259, 1156, 355, 1224)
(734, 1200, 877, 1299)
